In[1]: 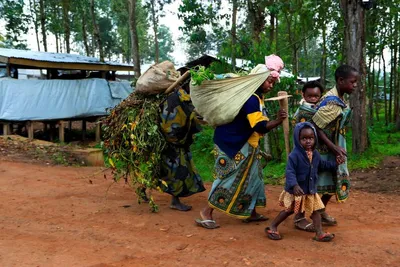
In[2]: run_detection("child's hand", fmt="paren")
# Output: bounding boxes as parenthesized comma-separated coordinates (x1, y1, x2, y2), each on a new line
(336, 155, 346, 165)
(293, 185, 304, 196)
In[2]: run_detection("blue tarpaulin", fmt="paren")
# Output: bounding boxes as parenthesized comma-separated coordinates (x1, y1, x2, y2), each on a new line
(0, 78, 133, 121)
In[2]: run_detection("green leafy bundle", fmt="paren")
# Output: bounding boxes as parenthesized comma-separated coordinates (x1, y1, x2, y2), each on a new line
(102, 92, 166, 212)
(190, 66, 215, 86)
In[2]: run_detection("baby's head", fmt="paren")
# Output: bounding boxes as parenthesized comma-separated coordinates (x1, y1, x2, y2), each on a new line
(299, 124, 316, 151)
(301, 81, 324, 105)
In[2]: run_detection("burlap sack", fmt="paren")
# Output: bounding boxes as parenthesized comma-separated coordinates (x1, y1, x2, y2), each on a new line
(190, 65, 271, 126)
(136, 61, 180, 95)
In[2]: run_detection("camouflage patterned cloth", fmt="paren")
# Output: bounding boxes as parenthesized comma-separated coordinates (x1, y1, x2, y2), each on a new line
(158, 89, 205, 197)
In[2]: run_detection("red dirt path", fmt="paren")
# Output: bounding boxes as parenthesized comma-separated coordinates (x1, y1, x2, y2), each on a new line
(0, 158, 399, 267)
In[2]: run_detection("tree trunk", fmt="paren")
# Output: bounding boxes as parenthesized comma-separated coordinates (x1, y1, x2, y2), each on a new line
(382, 52, 388, 125)
(320, 25, 327, 88)
(367, 56, 374, 124)
(62, 0, 71, 53)
(150, 0, 159, 63)
(90, 0, 104, 61)
(393, 11, 399, 124)
(389, 48, 394, 122)
(275, 14, 278, 52)
(269, 5, 275, 50)
(231, 0, 238, 69)
(81, 10, 90, 56)
(128, 0, 141, 78)
(247, 0, 266, 46)
(29, 0, 41, 51)
(39, 0, 47, 51)
(340, 0, 368, 153)
(375, 55, 381, 121)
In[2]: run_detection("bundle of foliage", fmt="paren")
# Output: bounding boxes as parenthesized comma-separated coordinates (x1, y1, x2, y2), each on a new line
(102, 92, 166, 212)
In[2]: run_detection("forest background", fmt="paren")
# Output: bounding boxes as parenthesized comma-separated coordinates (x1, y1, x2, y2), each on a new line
(0, 0, 399, 182)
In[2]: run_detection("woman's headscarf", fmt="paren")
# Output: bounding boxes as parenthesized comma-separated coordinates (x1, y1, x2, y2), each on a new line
(250, 54, 284, 82)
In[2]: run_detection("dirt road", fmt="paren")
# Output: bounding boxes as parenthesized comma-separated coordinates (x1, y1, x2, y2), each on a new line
(0, 158, 399, 267)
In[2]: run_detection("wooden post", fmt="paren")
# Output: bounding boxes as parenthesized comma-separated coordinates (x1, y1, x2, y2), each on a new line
(68, 121, 72, 132)
(82, 120, 87, 140)
(49, 123, 55, 141)
(27, 121, 34, 140)
(278, 91, 290, 159)
(2, 123, 11, 135)
(95, 121, 101, 142)
(58, 120, 65, 143)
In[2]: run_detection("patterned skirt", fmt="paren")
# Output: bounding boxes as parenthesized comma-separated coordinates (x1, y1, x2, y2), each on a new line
(317, 133, 351, 202)
(279, 191, 325, 215)
(208, 143, 266, 219)
(159, 144, 206, 198)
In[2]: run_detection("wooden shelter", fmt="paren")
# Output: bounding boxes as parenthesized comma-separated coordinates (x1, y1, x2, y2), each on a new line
(0, 48, 134, 142)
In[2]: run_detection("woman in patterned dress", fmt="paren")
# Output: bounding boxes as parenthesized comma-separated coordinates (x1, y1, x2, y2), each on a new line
(195, 56, 288, 229)
(158, 83, 206, 211)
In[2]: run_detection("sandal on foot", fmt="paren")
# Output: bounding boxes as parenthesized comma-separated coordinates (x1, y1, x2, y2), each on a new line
(294, 218, 315, 232)
(170, 204, 192, 212)
(242, 214, 269, 223)
(265, 227, 282, 240)
(321, 214, 337, 226)
(195, 219, 220, 229)
(313, 232, 335, 242)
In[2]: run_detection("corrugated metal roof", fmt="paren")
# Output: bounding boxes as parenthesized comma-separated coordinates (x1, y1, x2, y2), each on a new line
(0, 48, 132, 68)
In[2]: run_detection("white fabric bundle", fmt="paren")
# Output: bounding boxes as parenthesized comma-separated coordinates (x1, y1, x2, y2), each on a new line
(190, 65, 271, 126)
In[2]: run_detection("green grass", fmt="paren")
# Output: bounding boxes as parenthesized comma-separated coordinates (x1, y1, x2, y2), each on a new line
(191, 127, 215, 181)
(347, 120, 400, 170)
(191, 117, 400, 184)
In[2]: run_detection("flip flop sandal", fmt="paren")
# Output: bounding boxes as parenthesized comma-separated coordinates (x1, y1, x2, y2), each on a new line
(321, 216, 337, 226)
(242, 214, 269, 223)
(265, 227, 282, 240)
(195, 218, 220, 229)
(295, 222, 316, 232)
(313, 232, 335, 242)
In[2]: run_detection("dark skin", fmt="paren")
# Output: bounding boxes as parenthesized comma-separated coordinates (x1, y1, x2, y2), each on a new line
(268, 128, 325, 238)
(295, 71, 359, 227)
(303, 87, 322, 105)
(200, 76, 288, 227)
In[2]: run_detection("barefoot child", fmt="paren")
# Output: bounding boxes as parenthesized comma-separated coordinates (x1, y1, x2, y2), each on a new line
(265, 122, 336, 242)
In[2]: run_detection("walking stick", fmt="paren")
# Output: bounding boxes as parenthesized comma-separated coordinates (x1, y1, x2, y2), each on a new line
(164, 71, 190, 94)
(265, 91, 292, 160)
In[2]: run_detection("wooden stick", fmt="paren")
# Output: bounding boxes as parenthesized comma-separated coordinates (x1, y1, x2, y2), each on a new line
(277, 91, 290, 159)
(164, 71, 190, 94)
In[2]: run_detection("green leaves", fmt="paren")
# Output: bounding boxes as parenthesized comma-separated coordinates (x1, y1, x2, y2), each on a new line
(189, 66, 215, 86)
(102, 92, 166, 212)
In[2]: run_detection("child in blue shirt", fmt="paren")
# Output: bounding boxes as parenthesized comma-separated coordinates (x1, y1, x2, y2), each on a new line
(265, 122, 337, 242)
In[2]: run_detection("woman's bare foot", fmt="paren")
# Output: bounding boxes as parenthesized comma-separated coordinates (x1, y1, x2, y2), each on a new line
(170, 196, 192, 211)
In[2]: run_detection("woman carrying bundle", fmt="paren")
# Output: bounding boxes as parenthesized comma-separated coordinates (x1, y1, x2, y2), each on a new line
(195, 55, 288, 229)
(158, 80, 206, 211)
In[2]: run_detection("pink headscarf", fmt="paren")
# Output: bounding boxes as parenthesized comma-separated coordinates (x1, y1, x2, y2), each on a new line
(265, 54, 284, 80)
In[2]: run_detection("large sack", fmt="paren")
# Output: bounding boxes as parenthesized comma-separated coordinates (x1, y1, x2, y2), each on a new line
(136, 61, 180, 95)
(190, 65, 271, 126)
